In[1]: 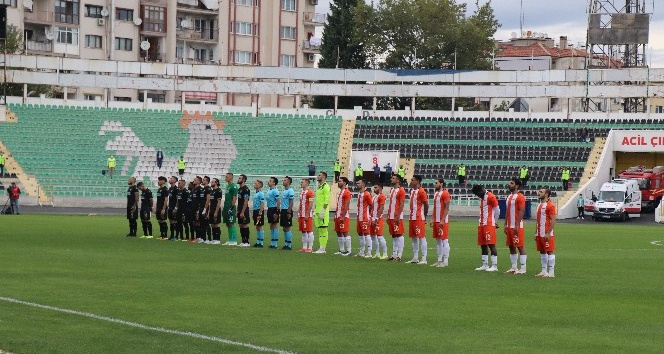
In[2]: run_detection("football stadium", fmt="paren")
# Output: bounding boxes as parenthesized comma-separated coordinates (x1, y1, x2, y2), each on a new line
(1, 0, 663, 353)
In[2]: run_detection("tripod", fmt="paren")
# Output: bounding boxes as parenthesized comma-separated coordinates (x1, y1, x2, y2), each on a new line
(0, 197, 9, 214)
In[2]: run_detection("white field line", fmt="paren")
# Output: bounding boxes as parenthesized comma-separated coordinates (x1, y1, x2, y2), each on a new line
(0, 297, 296, 354)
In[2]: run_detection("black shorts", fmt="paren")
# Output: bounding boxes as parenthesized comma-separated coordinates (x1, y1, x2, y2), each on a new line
(280, 209, 293, 228)
(168, 207, 177, 221)
(126, 206, 138, 220)
(156, 208, 168, 222)
(198, 211, 208, 224)
(140, 209, 151, 221)
(253, 210, 265, 227)
(267, 207, 280, 225)
(238, 209, 251, 225)
(210, 210, 222, 225)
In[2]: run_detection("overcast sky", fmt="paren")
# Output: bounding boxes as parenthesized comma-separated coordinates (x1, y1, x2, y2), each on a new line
(316, 0, 664, 68)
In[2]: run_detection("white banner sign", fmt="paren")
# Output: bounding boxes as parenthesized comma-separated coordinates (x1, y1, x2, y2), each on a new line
(612, 130, 664, 152)
(349, 150, 400, 173)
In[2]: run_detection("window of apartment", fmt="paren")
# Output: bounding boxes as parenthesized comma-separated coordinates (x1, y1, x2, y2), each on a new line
(176, 46, 184, 59)
(84, 35, 102, 48)
(114, 37, 133, 51)
(115, 96, 131, 102)
(233, 0, 258, 6)
(143, 6, 165, 32)
(85, 5, 103, 18)
(194, 49, 207, 61)
(116, 8, 133, 21)
(139, 93, 165, 103)
(194, 19, 207, 32)
(56, 27, 78, 45)
(55, 0, 80, 24)
(232, 21, 253, 35)
(280, 26, 296, 40)
(656, 106, 664, 114)
(281, 0, 296, 11)
(84, 94, 102, 101)
(232, 51, 254, 65)
(0, 0, 18, 7)
(280, 54, 295, 67)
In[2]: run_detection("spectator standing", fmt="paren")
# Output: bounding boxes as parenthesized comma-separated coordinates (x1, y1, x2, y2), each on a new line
(156, 149, 164, 169)
(457, 164, 467, 187)
(177, 156, 186, 177)
(561, 167, 571, 191)
(307, 161, 316, 177)
(0, 151, 5, 176)
(580, 125, 590, 143)
(384, 163, 393, 183)
(519, 165, 529, 187)
(373, 163, 381, 182)
(107, 155, 116, 179)
(354, 163, 364, 184)
(7, 182, 20, 215)
(577, 194, 585, 219)
(333, 159, 341, 182)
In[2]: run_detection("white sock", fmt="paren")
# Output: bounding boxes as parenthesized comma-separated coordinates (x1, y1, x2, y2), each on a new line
(490, 255, 497, 267)
(436, 239, 443, 262)
(345, 236, 352, 253)
(510, 254, 518, 269)
(302, 234, 307, 249)
(411, 237, 419, 259)
(481, 254, 488, 266)
(338, 237, 345, 252)
(366, 235, 372, 255)
(371, 236, 378, 255)
(392, 237, 398, 256)
(442, 239, 450, 263)
(379, 236, 387, 255)
(359, 235, 366, 255)
(520, 254, 527, 270)
(548, 254, 556, 276)
(540, 254, 549, 273)
(420, 238, 427, 260)
(397, 236, 404, 257)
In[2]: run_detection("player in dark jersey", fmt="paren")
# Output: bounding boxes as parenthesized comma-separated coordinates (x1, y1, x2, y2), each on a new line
(237, 174, 251, 247)
(175, 179, 189, 241)
(168, 176, 179, 240)
(155, 176, 170, 240)
(192, 176, 206, 243)
(186, 181, 196, 241)
(126, 177, 139, 237)
(202, 176, 213, 242)
(208, 178, 223, 245)
(137, 182, 154, 239)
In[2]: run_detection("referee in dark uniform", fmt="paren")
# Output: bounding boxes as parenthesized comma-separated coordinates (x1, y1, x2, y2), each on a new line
(138, 182, 154, 239)
(168, 176, 179, 240)
(155, 176, 169, 240)
(126, 177, 139, 237)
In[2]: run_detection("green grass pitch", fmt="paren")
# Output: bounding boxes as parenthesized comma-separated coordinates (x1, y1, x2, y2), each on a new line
(0, 214, 663, 353)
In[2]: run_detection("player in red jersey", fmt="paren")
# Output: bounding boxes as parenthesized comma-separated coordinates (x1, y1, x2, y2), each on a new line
(430, 179, 451, 267)
(504, 178, 527, 274)
(371, 184, 388, 259)
(297, 178, 315, 253)
(334, 177, 352, 256)
(387, 174, 406, 261)
(535, 187, 557, 278)
(355, 179, 373, 257)
(406, 175, 429, 265)
(471, 184, 500, 272)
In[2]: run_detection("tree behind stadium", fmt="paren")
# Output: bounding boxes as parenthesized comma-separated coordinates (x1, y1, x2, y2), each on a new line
(312, 0, 371, 110)
(354, 0, 501, 110)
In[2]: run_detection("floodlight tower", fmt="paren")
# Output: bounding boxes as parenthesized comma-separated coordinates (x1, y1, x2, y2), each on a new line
(585, 0, 651, 112)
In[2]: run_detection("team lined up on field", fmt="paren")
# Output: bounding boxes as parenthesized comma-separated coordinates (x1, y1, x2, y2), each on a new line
(125, 172, 557, 278)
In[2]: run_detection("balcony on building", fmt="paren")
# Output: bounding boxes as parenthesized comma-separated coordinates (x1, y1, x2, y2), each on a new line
(176, 27, 218, 42)
(303, 12, 326, 26)
(176, 0, 219, 14)
(24, 10, 55, 25)
(303, 38, 321, 53)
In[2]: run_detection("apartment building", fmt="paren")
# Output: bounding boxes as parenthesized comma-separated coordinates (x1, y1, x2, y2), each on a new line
(4, 0, 325, 106)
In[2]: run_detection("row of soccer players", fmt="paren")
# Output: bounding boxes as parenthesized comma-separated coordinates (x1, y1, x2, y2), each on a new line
(124, 172, 557, 277)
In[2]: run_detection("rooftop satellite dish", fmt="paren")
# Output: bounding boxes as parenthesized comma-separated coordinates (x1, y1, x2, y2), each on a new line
(133, 17, 143, 26)
(23, 0, 33, 10)
(181, 20, 191, 29)
(140, 41, 151, 51)
(45, 30, 54, 41)
(100, 9, 109, 17)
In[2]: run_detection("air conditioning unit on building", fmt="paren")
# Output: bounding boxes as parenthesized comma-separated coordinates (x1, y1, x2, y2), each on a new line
(309, 0, 318, 4)
(97, 18, 106, 26)
(307, 54, 315, 62)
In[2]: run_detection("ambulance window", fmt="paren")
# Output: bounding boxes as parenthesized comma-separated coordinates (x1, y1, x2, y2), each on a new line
(637, 178, 649, 189)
